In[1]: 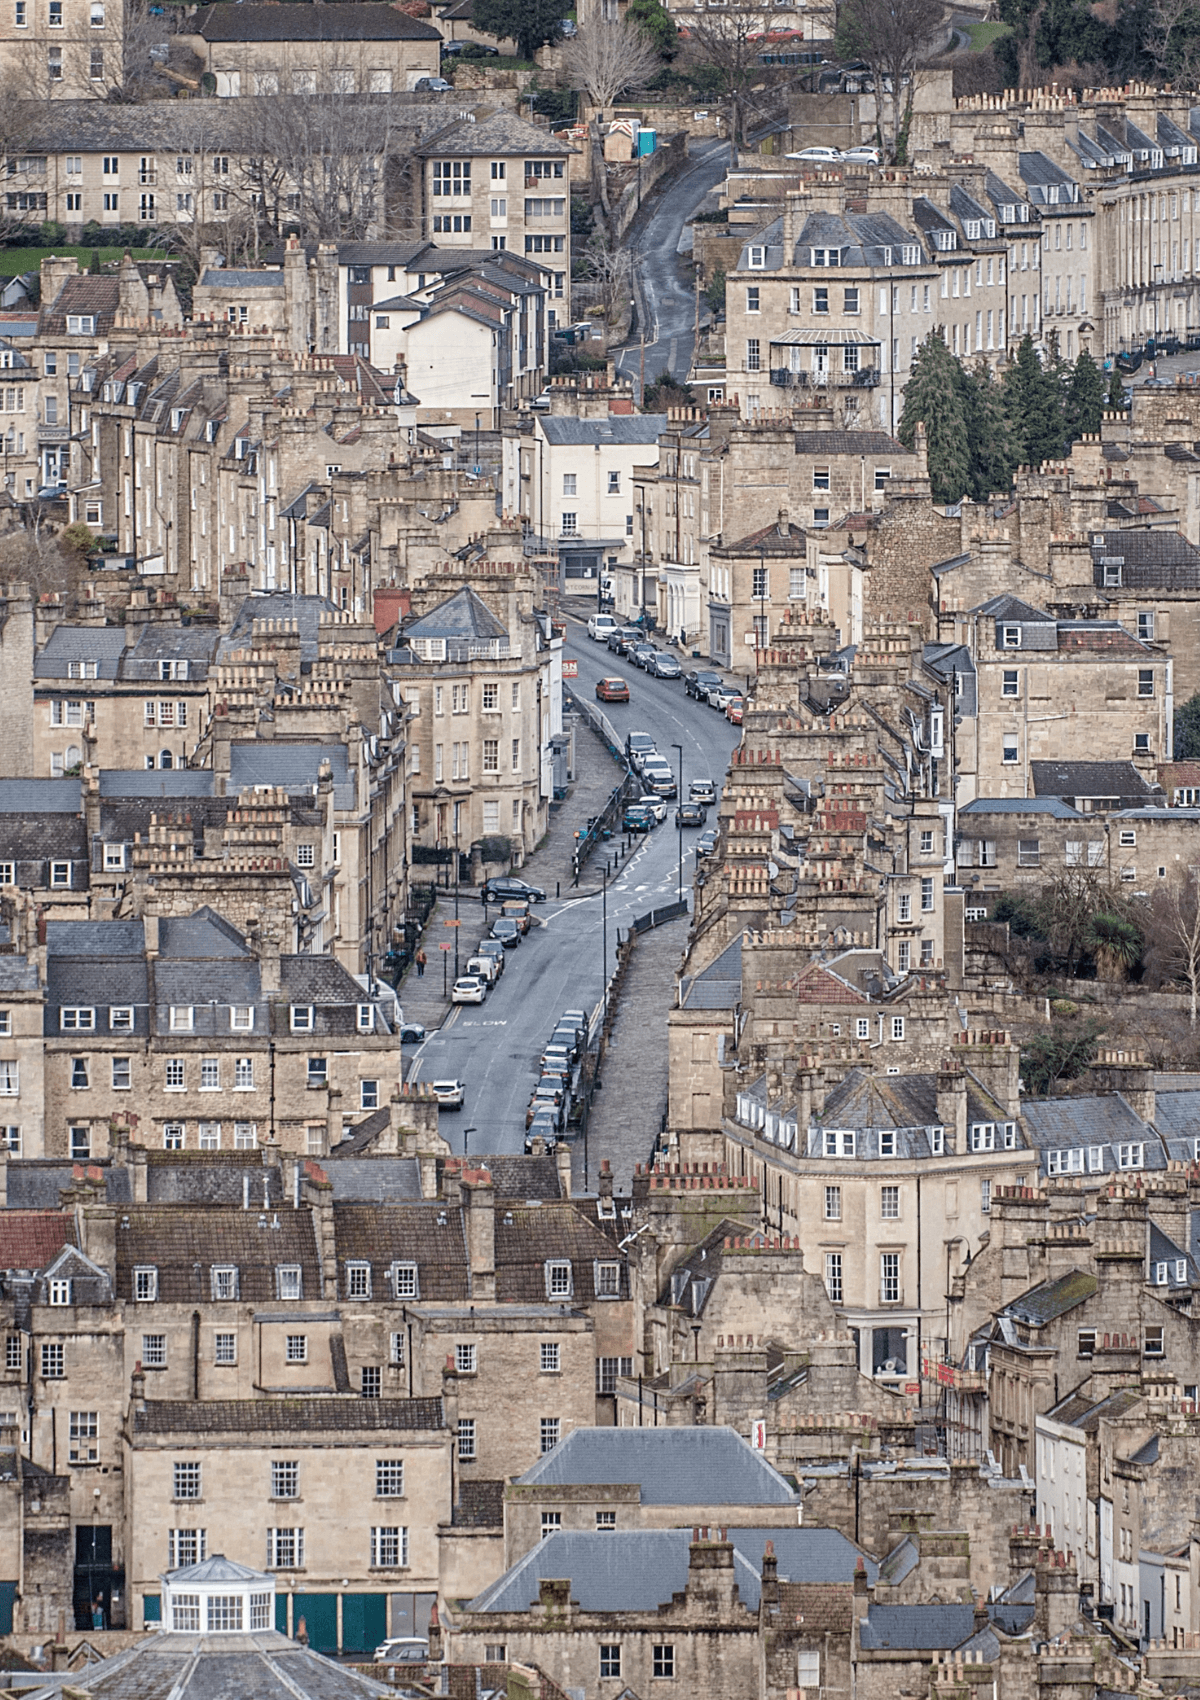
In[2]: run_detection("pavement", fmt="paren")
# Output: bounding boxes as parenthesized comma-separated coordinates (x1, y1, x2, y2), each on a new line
(400, 617, 740, 1162)
(612, 138, 731, 393)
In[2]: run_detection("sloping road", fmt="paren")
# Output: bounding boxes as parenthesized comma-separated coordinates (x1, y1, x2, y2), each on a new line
(613, 138, 731, 392)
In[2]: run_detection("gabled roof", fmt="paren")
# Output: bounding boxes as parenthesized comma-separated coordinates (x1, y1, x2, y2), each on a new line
(512, 1426, 798, 1504)
(0, 778, 81, 814)
(1004, 1269, 1098, 1326)
(794, 431, 904, 456)
(33, 626, 127, 680)
(1030, 760, 1157, 802)
(0, 1210, 76, 1273)
(195, 3, 440, 40)
(538, 415, 668, 448)
(960, 797, 1083, 818)
(419, 111, 572, 159)
(972, 593, 1052, 622)
(680, 934, 742, 1009)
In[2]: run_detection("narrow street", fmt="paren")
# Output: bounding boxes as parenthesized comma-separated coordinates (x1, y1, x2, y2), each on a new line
(613, 138, 731, 391)
(404, 623, 739, 1163)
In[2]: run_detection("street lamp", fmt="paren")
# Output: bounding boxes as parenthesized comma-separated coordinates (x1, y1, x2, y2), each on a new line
(464, 1125, 477, 1160)
(672, 742, 684, 903)
(453, 811, 461, 980)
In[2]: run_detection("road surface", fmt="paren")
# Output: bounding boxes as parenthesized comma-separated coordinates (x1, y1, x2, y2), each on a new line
(406, 626, 739, 1157)
(613, 138, 731, 392)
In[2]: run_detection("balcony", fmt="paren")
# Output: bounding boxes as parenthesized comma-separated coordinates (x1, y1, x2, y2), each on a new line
(770, 368, 809, 388)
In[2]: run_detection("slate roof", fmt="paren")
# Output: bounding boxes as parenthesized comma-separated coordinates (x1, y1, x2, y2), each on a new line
(714, 520, 806, 558)
(513, 1425, 797, 1504)
(0, 1210, 76, 1272)
(17, 1630, 397, 1700)
(33, 626, 126, 680)
(816, 1067, 1014, 1154)
(217, 592, 340, 664)
(406, 586, 508, 642)
(538, 415, 668, 448)
(321, 1157, 423, 1201)
(116, 1208, 322, 1304)
(860, 1603, 977, 1650)
(199, 269, 284, 290)
(134, 1397, 442, 1435)
(470, 1154, 561, 1199)
(1021, 1093, 1166, 1173)
(196, 3, 440, 39)
(0, 814, 87, 866)
(960, 797, 1083, 818)
(494, 1203, 627, 1302)
(228, 742, 351, 802)
(679, 934, 742, 1009)
(656, 1220, 765, 1315)
(1004, 1269, 1098, 1326)
(121, 625, 219, 680)
(0, 778, 81, 813)
(1090, 527, 1200, 588)
(1030, 760, 1158, 802)
(39, 274, 121, 336)
(454, 1479, 505, 1527)
(418, 111, 572, 158)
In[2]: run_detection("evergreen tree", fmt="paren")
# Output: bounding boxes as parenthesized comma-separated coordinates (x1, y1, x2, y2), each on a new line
(89, 249, 102, 276)
(1063, 350, 1106, 443)
(1004, 334, 1066, 468)
(897, 330, 971, 505)
(473, 0, 568, 60)
(1106, 365, 1129, 411)
(962, 360, 1019, 501)
(1175, 693, 1200, 760)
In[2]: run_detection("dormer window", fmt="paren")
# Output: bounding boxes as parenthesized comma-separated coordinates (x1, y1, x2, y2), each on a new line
(810, 247, 839, 266)
(211, 1266, 238, 1300)
(390, 1261, 418, 1299)
(230, 1005, 253, 1031)
(934, 229, 956, 250)
(134, 1266, 157, 1301)
(290, 1005, 314, 1033)
(1103, 559, 1122, 586)
(276, 1265, 302, 1301)
(65, 315, 95, 335)
(356, 1004, 374, 1033)
(1001, 625, 1021, 648)
(48, 1278, 71, 1306)
(747, 245, 766, 269)
(169, 1006, 193, 1032)
(346, 1261, 372, 1299)
(966, 220, 982, 239)
(901, 245, 921, 264)
(546, 1260, 573, 1298)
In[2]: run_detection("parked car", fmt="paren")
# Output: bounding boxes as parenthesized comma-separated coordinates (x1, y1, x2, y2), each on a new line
(398, 1021, 426, 1044)
(414, 75, 453, 90)
(637, 794, 667, 824)
(842, 145, 881, 163)
(588, 613, 618, 640)
(675, 801, 707, 827)
(524, 1114, 559, 1152)
(650, 652, 682, 679)
(530, 390, 552, 410)
(374, 1639, 430, 1664)
(451, 976, 487, 1004)
(540, 1064, 572, 1094)
(481, 876, 546, 904)
(526, 1086, 566, 1129)
(432, 1080, 464, 1109)
(541, 1044, 572, 1073)
(696, 829, 719, 858)
(608, 625, 641, 653)
(560, 1008, 588, 1040)
(708, 683, 740, 711)
(475, 939, 506, 976)
(623, 802, 656, 833)
(465, 953, 500, 986)
(689, 778, 717, 805)
(501, 899, 533, 934)
(596, 676, 630, 702)
(725, 697, 744, 724)
(456, 39, 498, 54)
(491, 917, 522, 947)
(549, 1025, 581, 1062)
(685, 669, 724, 700)
(625, 731, 657, 768)
(627, 643, 653, 670)
(787, 145, 843, 162)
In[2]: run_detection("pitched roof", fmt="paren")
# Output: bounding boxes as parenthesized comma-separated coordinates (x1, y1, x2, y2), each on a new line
(419, 111, 572, 158)
(333, 1203, 469, 1300)
(115, 1207, 322, 1303)
(33, 625, 126, 680)
(217, 591, 340, 664)
(960, 797, 1083, 818)
(195, 3, 440, 40)
(539, 415, 668, 448)
(1030, 760, 1157, 801)
(794, 431, 906, 456)
(860, 1604, 978, 1650)
(0, 778, 81, 813)
(1004, 1269, 1098, 1325)
(679, 934, 742, 1009)
(405, 586, 508, 642)
(132, 1396, 443, 1434)
(1091, 527, 1200, 587)
(512, 1425, 797, 1504)
(0, 1210, 76, 1272)
(99, 769, 216, 798)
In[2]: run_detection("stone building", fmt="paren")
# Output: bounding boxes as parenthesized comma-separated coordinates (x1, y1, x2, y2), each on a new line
(178, 3, 442, 98)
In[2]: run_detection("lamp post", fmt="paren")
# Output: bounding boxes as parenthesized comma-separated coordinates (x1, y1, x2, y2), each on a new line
(672, 742, 684, 902)
(464, 1125, 476, 1160)
(474, 411, 481, 477)
(453, 811, 461, 980)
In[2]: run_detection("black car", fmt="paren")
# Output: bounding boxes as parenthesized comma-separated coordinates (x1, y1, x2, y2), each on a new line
(685, 670, 724, 700)
(675, 802, 707, 828)
(481, 876, 546, 904)
(696, 828, 719, 857)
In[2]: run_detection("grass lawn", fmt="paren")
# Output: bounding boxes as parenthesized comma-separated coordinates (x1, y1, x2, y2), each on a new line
(0, 245, 168, 278)
(965, 20, 1011, 49)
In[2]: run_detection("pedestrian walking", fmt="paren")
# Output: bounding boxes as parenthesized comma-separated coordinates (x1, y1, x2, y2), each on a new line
(416, 948, 427, 978)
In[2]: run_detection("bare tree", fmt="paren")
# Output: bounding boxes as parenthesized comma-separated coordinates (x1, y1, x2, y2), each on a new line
(1145, 869, 1200, 1027)
(835, 0, 944, 163)
(561, 21, 662, 112)
(679, 2, 782, 151)
(575, 234, 632, 331)
(1143, 0, 1200, 86)
(230, 92, 405, 244)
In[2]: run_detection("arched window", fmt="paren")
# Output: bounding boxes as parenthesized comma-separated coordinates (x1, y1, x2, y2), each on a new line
(159, 750, 173, 770)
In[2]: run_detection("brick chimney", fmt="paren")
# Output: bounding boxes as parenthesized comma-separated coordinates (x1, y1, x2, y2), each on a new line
(462, 1167, 495, 1300)
(936, 1062, 967, 1153)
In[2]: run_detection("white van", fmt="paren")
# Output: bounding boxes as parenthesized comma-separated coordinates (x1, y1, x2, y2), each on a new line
(588, 612, 618, 641)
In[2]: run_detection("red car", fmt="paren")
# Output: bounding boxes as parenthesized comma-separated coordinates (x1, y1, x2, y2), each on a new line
(726, 697, 744, 724)
(596, 676, 630, 702)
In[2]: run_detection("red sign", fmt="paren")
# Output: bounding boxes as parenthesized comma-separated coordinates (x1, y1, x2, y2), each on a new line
(563, 658, 578, 678)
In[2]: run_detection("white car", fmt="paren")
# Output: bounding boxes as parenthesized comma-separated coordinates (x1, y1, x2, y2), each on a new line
(638, 794, 668, 824)
(842, 146, 881, 164)
(787, 146, 842, 163)
(589, 613, 618, 641)
(374, 1638, 429, 1663)
(432, 1079, 465, 1109)
(451, 977, 487, 1004)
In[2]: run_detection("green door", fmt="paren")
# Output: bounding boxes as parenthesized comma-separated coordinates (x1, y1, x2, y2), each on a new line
(293, 1593, 338, 1655)
(275, 1594, 288, 1635)
(341, 1593, 387, 1654)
